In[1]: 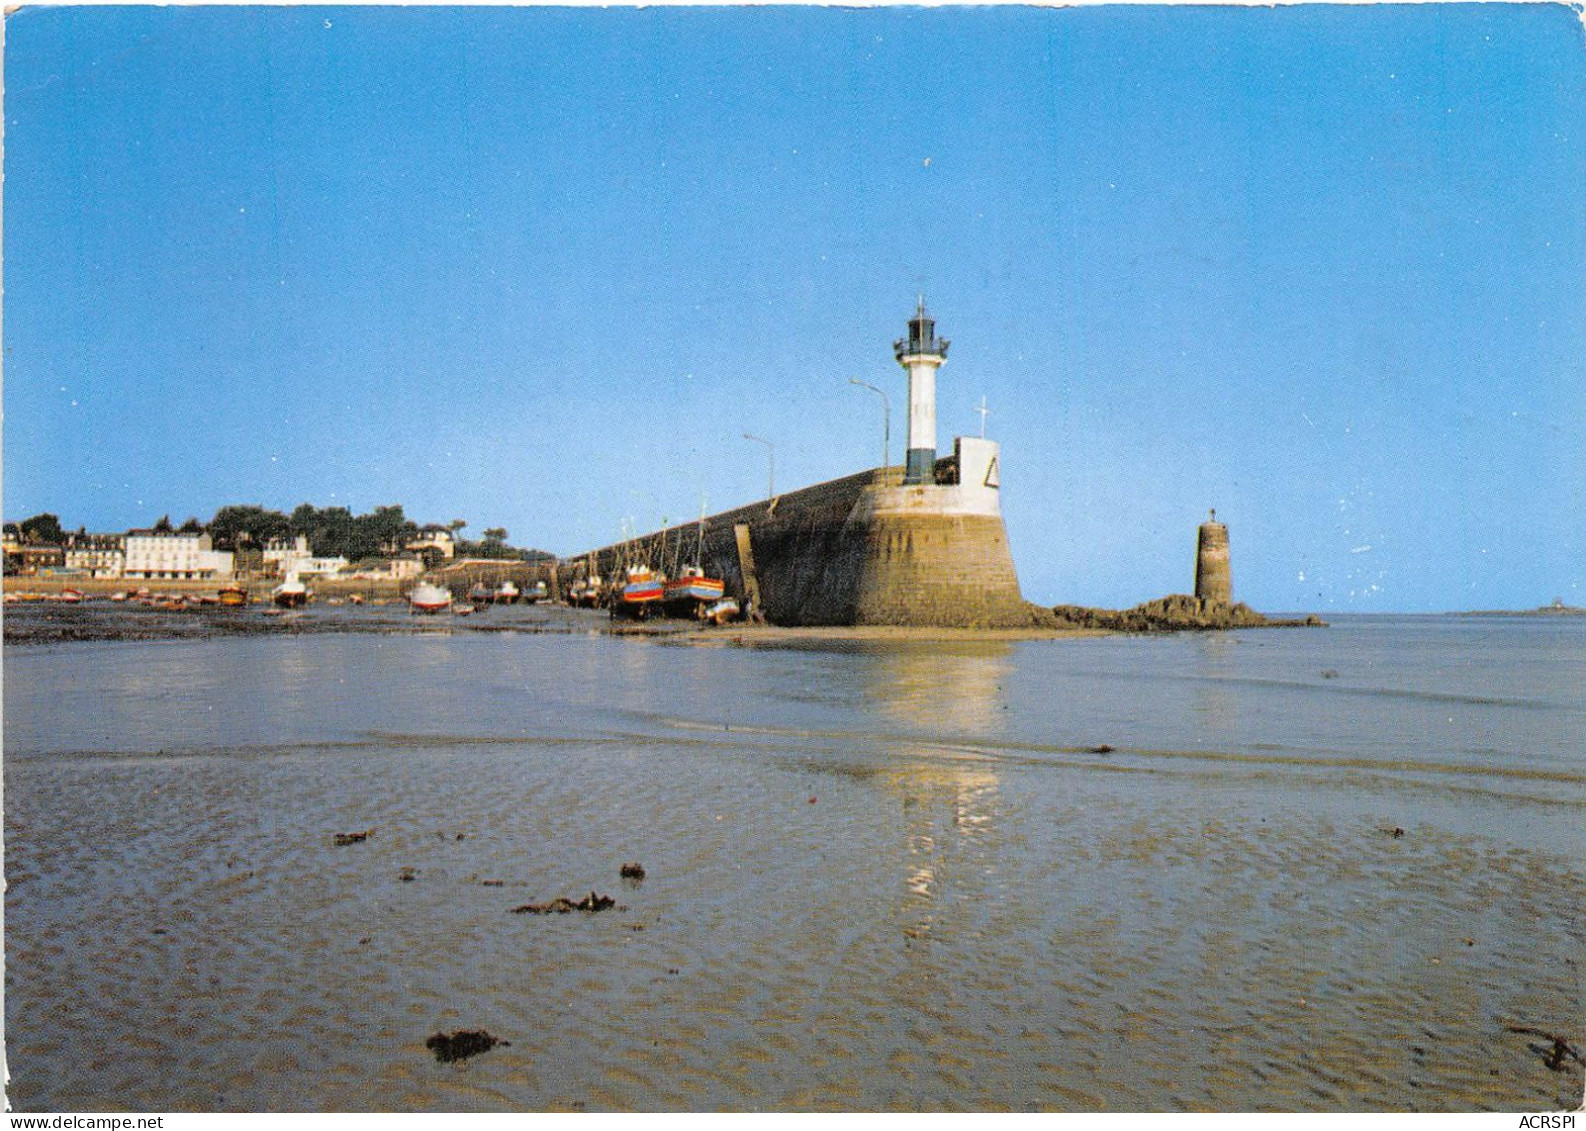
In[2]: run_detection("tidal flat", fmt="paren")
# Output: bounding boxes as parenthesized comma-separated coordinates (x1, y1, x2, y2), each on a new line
(5, 609, 1582, 1110)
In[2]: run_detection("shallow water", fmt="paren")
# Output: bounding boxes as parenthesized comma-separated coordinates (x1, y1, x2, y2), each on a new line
(5, 613, 1583, 1110)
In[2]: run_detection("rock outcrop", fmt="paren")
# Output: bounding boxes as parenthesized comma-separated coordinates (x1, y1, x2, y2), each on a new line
(1049, 594, 1324, 633)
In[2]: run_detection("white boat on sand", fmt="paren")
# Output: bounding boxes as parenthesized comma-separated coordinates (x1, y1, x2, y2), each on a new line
(409, 582, 452, 614)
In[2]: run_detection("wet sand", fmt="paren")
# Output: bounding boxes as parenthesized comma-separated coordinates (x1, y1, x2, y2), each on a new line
(5, 616, 1583, 1111)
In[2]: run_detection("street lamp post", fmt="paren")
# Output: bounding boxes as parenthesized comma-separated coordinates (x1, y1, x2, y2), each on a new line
(848, 378, 890, 473)
(743, 433, 775, 500)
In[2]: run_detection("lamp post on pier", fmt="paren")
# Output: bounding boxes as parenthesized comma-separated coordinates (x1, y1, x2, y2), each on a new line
(743, 433, 775, 501)
(848, 378, 891, 474)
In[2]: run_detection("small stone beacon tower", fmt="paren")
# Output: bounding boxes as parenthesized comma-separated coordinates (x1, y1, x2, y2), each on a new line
(894, 297, 949, 485)
(1195, 509, 1232, 604)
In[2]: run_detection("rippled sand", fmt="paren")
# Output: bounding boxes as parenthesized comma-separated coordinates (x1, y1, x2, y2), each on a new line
(6, 619, 1583, 1110)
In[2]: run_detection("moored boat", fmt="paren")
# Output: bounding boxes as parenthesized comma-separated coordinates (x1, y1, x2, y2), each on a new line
(468, 582, 494, 606)
(569, 576, 604, 608)
(495, 580, 520, 605)
(703, 596, 741, 625)
(409, 581, 452, 615)
(272, 572, 310, 608)
(663, 566, 725, 616)
(612, 566, 664, 619)
(218, 584, 249, 607)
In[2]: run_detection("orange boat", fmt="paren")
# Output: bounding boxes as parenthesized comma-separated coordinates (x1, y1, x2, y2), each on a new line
(612, 566, 664, 619)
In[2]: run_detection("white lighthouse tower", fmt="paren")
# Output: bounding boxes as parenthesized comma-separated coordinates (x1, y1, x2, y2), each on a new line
(893, 298, 949, 485)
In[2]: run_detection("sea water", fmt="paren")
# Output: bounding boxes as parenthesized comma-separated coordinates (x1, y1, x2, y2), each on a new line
(4, 611, 1582, 1110)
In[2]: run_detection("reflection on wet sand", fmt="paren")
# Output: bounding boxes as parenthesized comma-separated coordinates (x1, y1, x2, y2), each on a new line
(1189, 633, 1241, 734)
(861, 645, 1009, 946)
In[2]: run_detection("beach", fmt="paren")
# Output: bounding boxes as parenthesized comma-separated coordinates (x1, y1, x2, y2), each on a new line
(5, 610, 1583, 1110)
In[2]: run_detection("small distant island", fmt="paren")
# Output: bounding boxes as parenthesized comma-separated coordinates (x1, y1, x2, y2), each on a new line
(1460, 599, 1585, 617)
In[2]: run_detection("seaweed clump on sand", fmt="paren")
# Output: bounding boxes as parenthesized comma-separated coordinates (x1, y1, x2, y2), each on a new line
(333, 829, 375, 846)
(426, 1029, 508, 1063)
(511, 892, 617, 914)
(1505, 1026, 1585, 1072)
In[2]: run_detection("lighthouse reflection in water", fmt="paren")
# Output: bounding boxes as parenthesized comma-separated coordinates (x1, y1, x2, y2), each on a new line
(864, 644, 1009, 930)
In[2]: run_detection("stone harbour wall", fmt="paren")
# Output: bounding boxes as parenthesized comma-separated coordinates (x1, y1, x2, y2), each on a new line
(568, 465, 1033, 627)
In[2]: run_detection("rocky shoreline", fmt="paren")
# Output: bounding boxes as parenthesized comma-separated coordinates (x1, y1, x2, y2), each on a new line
(1044, 593, 1326, 633)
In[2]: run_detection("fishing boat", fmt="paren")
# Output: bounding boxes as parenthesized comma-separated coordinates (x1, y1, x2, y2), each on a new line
(58, 589, 85, 604)
(409, 581, 452, 615)
(468, 582, 494, 607)
(495, 580, 520, 605)
(272, 572, 310, 608)
(661, 507, 725, 619)
(663, 566, 726, 616)
(612, 565, 664, 619)
(571, 552, 604, 608)
(525, 580, 548, 604)
(218, 583, 248, 607)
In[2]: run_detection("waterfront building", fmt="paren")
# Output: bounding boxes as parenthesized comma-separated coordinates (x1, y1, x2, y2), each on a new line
(6, 545, 66, 576)
(406, 526, 456, 564)
(123, 530, 234, 580)
(63, 533, 126, 578)
(345, 556, 424, 581)
(263, 534, 349, 579)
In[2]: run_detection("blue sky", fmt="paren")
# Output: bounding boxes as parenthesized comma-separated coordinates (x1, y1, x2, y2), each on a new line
(5, 4, 1584, 611)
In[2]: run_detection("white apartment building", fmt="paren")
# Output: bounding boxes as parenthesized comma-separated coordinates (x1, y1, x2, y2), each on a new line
(63, 534, 126, 578)
(123, 531, 234, 580)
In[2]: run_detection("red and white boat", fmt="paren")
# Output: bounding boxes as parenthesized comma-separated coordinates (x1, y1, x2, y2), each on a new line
(663, 566, 725, 616)
(409, 582, 452, 615)
(612, 566, 664, 619)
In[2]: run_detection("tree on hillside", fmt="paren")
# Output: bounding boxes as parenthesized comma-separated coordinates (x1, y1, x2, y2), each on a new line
(456, 525, 522, 561)
(354, 504, 418, 559)
(152, 515, 174, 533)
(289, 504, 354, 558)
(178, 516, 205, 534)
(208, 505, 291, 550)
(19, 513, 65, 545)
